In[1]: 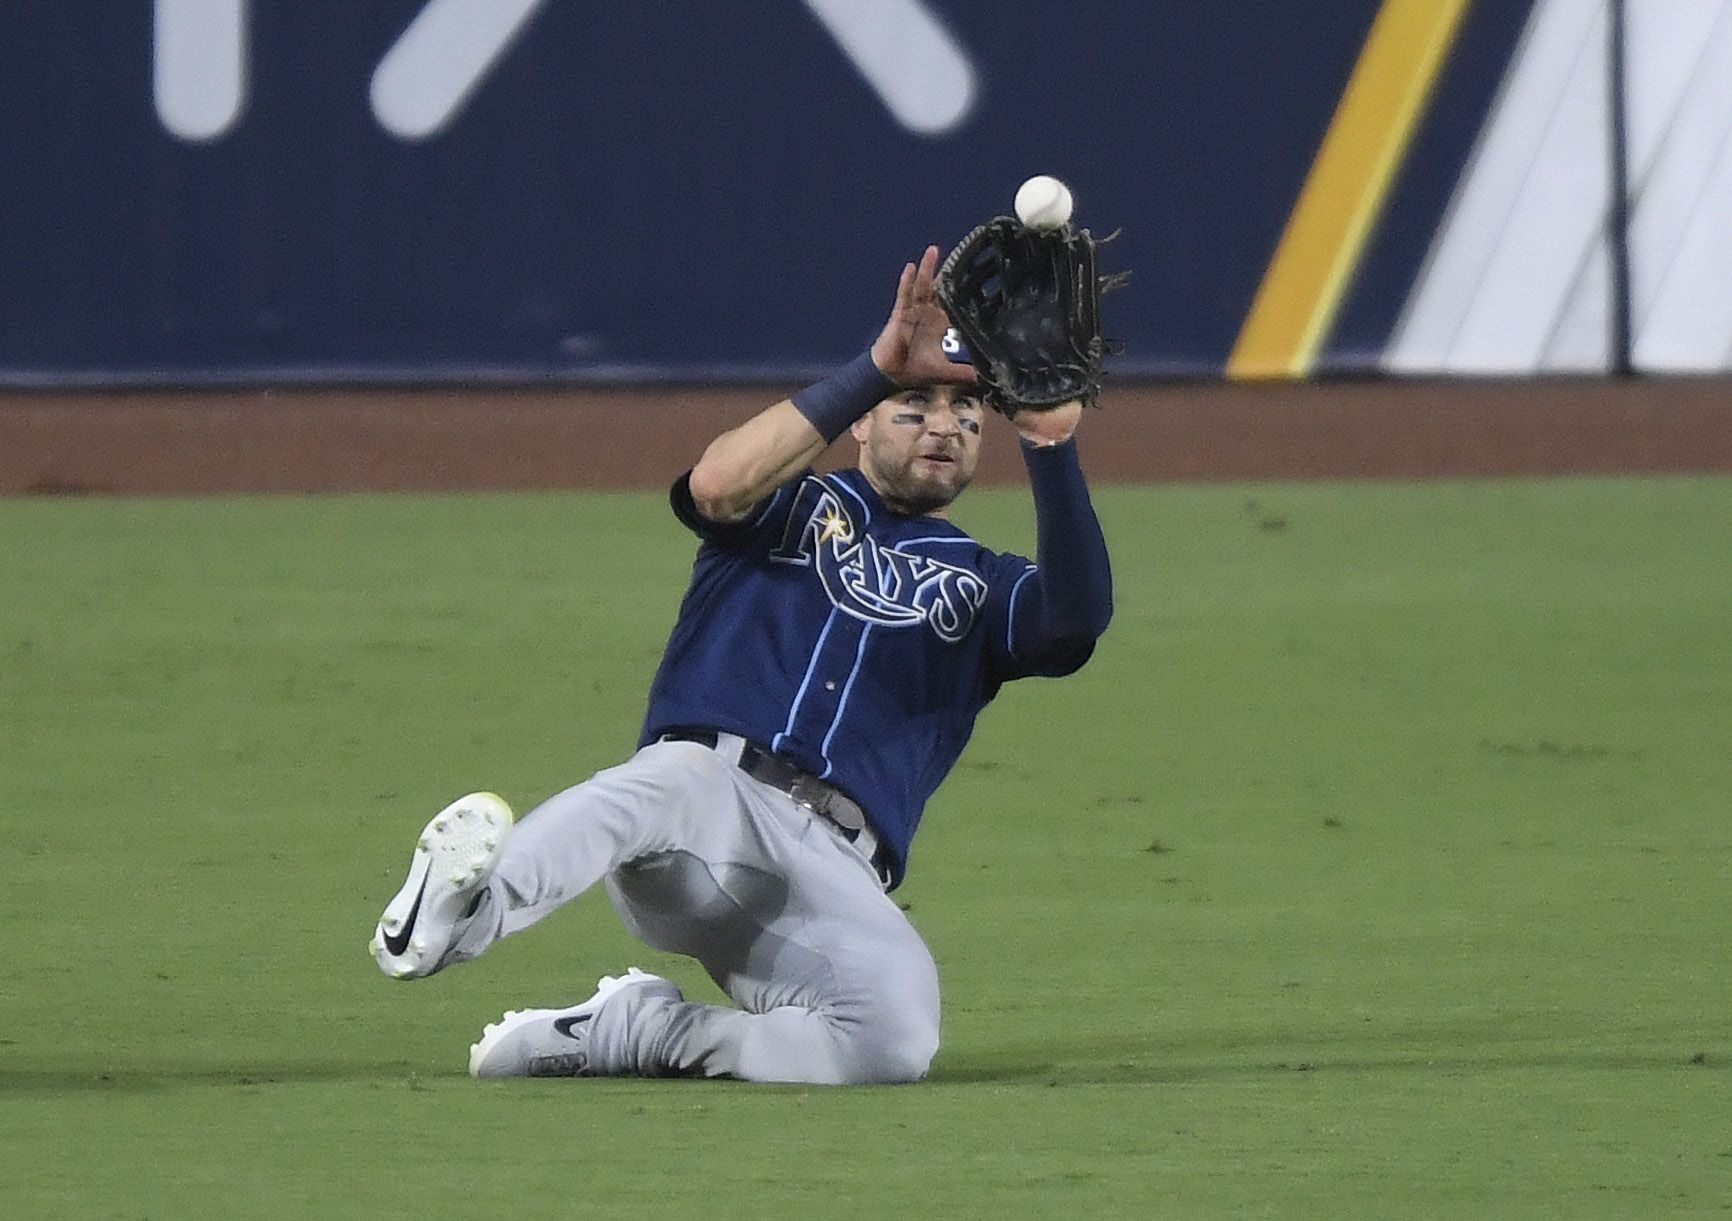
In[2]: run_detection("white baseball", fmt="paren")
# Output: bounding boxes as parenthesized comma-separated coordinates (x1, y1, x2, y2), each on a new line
(1014, 175, 1074, 229)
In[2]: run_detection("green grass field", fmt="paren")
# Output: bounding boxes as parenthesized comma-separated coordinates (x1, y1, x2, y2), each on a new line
(3, 475, 1728, 1219)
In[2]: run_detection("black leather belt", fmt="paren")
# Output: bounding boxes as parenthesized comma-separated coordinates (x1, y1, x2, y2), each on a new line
(659, 728, 890, 885)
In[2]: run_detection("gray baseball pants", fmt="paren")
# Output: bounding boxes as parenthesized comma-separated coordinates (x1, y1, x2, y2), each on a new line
(448, 736, 941, 1085)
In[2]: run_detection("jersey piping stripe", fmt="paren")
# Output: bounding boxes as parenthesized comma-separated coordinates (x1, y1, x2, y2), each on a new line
(827, 473, 873, 525)
(895, 535, 975, 546)
(1004, 565, 1038, 659)
(818, 623, 873, 779)
(1226, 0, 1471, 378)
(746, 485, 788, 530)
(773, 607, 839, 755)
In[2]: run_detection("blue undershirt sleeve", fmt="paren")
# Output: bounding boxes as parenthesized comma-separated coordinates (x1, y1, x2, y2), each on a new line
(1004, 437, 1114, 674)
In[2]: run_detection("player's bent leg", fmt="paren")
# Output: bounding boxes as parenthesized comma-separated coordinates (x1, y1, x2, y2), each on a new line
(467, 968, 683, 1079)
(445, 741, 756, 967)
(741, 926, 941, 1085)
(466, 956, 937, 1085)
(577, 911, 940, 1084)
(372, 792, 514, 979)
(595, 813, 943, 1084)
(438, 747, 941, 1084)
(593, 990, 936, 1085)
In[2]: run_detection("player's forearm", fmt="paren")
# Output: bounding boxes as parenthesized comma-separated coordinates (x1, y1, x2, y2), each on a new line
(1022, 437, 1113, 640)
(688, 400, 828, 522)
(689, 352, 895, 523)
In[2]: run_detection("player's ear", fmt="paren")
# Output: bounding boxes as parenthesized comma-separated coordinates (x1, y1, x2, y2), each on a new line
(849, 408, 877, 445)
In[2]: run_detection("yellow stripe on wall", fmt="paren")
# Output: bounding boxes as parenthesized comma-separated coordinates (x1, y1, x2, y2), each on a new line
(1228, 0, 1473, 379)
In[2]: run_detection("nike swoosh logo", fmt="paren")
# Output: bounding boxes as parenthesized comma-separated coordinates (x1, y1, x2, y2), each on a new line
(381, 877, 426, 957)
(552, 1013, 592, 1040)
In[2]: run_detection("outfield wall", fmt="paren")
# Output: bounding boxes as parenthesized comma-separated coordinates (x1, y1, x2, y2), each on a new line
(4, 0, 1731, 386)
(5, 2, 1729, 495)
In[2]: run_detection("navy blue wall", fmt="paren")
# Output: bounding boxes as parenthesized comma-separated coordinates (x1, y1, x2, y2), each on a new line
(1, 1, 1388, 384)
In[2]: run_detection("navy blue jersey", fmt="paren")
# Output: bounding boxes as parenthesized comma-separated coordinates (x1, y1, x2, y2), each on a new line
(641, 448, 1110, 885)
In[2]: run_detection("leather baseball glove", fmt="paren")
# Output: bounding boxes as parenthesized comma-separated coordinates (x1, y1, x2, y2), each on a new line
(936, 216, 1128, 414)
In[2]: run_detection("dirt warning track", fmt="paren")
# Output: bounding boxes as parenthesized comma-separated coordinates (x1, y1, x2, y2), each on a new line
(2, 379, 1728, 496)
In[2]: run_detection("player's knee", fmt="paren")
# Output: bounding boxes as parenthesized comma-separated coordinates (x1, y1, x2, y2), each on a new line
(870, 1020, 940, 1084)
(842, 1003, 941, 1084)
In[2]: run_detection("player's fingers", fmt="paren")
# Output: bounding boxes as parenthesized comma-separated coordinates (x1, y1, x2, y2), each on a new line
(912, 245, 941, 299)
(893, 261, 916, 311)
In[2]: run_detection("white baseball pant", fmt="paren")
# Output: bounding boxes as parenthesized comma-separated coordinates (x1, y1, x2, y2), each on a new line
(448, 737, 941, 1084)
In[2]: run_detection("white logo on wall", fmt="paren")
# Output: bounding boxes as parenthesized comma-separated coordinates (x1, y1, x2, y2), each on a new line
(153, 0, 978, 143)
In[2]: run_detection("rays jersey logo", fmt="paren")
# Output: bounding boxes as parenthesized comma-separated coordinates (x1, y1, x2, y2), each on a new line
(771, 480, 987, 642)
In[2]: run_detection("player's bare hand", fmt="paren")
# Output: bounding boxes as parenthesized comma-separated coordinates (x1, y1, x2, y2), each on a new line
(871, 245, 977, 388)
(1011, 401, 1084, 446)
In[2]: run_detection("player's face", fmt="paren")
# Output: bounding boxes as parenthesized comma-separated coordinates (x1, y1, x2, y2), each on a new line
(852, 384, 985, 516)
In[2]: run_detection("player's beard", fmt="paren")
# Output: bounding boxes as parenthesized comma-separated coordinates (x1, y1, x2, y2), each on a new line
(873, 449, 974, 516)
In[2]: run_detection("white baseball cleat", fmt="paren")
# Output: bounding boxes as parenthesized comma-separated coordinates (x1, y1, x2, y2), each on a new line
(468, 968, 682, 1079)
(372, 792, 514, 980)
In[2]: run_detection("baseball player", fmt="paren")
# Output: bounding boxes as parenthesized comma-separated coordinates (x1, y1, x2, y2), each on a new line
(372, 244, 1114, 1084)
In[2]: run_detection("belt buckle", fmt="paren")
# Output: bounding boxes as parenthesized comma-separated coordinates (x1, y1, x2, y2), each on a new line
(791, 776, 864, 831)
(789, 776, 828, 818)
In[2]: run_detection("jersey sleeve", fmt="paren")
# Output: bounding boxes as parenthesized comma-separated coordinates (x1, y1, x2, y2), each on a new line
(668, 470, 808, 552)
(978, 550, 1099, 681)
(979, 439, 1114, 680)
(976, 439, 1108, 685)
